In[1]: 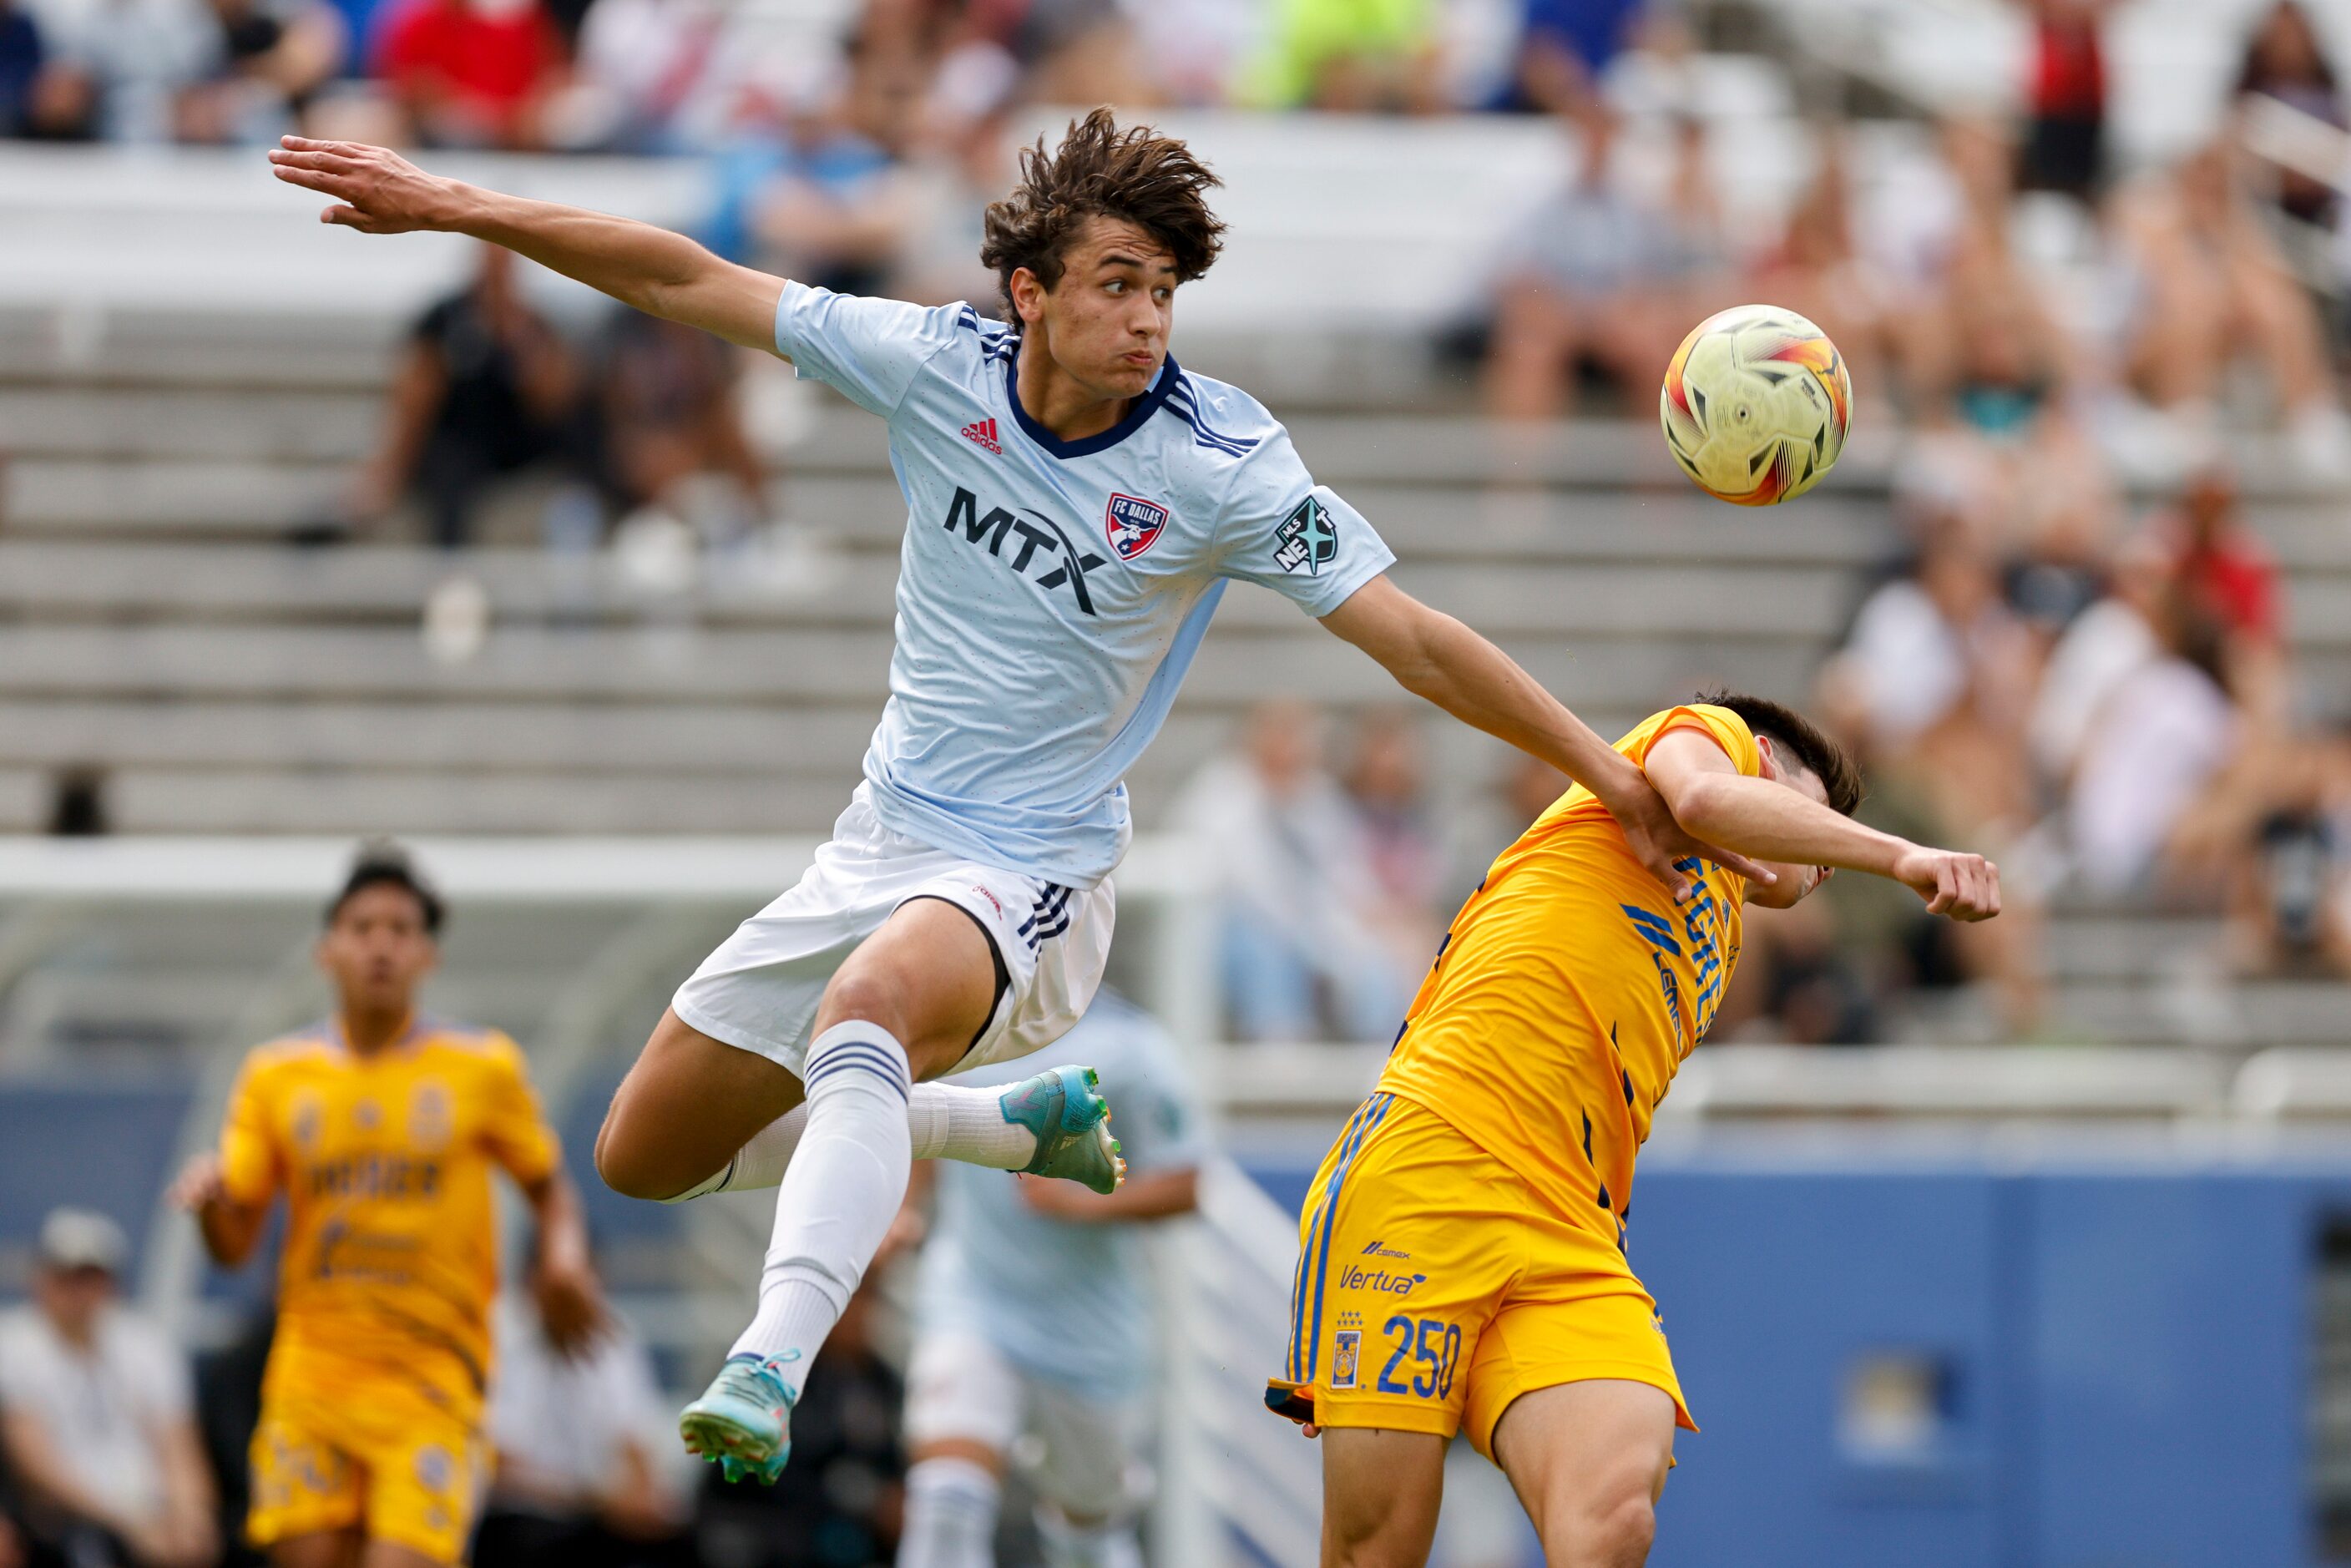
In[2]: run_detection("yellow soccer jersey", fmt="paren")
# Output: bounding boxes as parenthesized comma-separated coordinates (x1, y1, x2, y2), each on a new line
(1378, 705, 1759, 1246)
(216, 1019, 559, 1421)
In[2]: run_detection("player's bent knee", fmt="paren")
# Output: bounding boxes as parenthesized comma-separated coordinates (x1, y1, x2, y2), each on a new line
(1590, 1494, 1656, 1566)
(1545, 1488, 1655, 1568)
(593, 1092, 697, 1201)
(815, 967, 914, 1039)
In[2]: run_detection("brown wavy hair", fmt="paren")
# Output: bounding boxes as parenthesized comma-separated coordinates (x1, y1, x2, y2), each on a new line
(979, 108, 1227, 321)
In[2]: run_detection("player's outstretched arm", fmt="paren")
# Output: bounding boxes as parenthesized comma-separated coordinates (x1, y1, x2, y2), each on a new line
(266, 136, 786, 352)
(1318, 577, 1773, 901)
(1645, 728, 2001, 921)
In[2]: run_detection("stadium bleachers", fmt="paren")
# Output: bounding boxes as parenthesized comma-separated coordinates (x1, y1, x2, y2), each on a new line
(5, 125, 2351, 1059)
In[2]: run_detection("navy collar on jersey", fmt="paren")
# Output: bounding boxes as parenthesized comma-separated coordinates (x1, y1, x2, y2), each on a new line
(1001, 337, 1179, 460)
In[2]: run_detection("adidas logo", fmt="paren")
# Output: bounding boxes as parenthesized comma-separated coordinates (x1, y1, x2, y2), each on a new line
(960, 417, 1002, 454)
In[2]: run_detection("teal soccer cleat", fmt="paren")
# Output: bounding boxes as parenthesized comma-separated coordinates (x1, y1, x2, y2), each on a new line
(679, 1353, 797, 1485)
(1001, 1065, 1126, 1195)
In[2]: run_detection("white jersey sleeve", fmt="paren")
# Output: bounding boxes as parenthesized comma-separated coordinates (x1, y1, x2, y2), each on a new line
(771, 281, 966, 419)
(1211, 426, 1395, 618)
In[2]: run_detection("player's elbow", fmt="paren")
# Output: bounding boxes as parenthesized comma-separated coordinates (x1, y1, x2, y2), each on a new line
(1656, 773, 1742, 841)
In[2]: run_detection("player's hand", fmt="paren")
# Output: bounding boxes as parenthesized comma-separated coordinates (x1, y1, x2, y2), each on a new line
(1891, 845, 2002, 922)
(1612, 780, 1777, 903)
(167, 1153, 230, 1214)
(533, 1257, 609, 1358)
(267, 136, 465, 235)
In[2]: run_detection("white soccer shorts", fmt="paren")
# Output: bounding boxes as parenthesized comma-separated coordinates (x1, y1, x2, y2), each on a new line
(903, 1329, 1150, 1519)
(670, 785, 1115, 1079)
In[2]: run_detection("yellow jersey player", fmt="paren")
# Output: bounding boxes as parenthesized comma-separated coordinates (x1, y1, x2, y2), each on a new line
(1267, 693, 2000, 1568)
(170, 847, 603, 1568)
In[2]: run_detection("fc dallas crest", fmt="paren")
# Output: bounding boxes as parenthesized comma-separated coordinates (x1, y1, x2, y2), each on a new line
(1104, 493, 1170, 561)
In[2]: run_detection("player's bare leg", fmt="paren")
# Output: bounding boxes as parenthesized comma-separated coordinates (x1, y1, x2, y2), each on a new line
(1318, 1428, 1446, 1568)
(596, 898, 1123, 1204)
(595, 1010, 806, 1201)
(1491, 1380, 1676, 1568)
(359, 1543, 449, 1568)
(674, 899, 1118, 1484)
(265, 1530, 363, 1568)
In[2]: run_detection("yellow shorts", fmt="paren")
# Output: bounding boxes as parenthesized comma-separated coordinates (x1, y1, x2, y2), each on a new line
(1267, 1091, 1695, 1459)
(246, 1378, 485, 1565)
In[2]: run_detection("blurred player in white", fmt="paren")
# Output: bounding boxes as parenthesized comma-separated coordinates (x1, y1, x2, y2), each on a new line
(897, 994, 1203, 1568)
(262, 109, 1769, 1487)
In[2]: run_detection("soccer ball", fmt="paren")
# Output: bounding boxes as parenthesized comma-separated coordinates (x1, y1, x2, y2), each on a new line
(1658, 304, 1851, 506)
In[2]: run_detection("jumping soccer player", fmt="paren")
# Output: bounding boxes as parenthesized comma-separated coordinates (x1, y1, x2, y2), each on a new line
(262, 110, 1768, 1488)
(171, 846, 604, 1568)
(1265, 693, 2001, 1568)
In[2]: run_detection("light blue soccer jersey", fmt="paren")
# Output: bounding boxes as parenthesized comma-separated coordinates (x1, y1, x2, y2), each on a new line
(773, 282, 1397, 886)
(915, 995, 1206, 1397)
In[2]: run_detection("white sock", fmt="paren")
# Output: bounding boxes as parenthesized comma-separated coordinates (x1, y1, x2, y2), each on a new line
(1035, 1508, 1143, 1568)
(727, 1022, 913, 1391)
(665, 1080, 1044, 1201)
(899, 1456, 1000, 1568)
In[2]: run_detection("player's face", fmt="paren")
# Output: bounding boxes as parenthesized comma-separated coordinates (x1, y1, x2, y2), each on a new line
(317, 883, 438, 1016)
(1026, 215, 1177, 399)
(1747, 739, 1837, 909)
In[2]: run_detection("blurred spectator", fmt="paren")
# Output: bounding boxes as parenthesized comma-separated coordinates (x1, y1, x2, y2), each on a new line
(892, 108, 1013, 306)
(0, 0, 52, 134)
(1745, 137, 1894, 402)
(351, 245, 591, 549)
(2016, 0, 2111, 200)
(694, 1280, 902, 1568)
(2029, 530, 2169, 789)
(2066, 594, 2239, 893)
(711, 42, 921, 296)
(24, 0, 214, 141)
(172, 0, 344, 143)
(1251, 0, 1443, 113)
(1825, 514, 2040, 839)
(1120, 0, 1257, 105)
(1176, 701, 1420, 1043)
(1341, 708, 1444, 965)
(2151, 462, 2291, 728)
(43, 766, 108, 836)
(955, 0, 1153, 108)
(544, 0, 719, 152)
(477, 1260, 686, 1568)
(2111, 141, 2351, 476)
(898, 994, 1202, 1568)
(2235, 0, 2345, 228)
(0, 1211, 216, 1568)
(2156, 463, 2280, 646)
(370, 0, 566, 149)
(1484, 99, 1690, 418)
(2232, 796, 2351, 975)
(1499, 0, 1649, 114)
(594, 308, 770, 552)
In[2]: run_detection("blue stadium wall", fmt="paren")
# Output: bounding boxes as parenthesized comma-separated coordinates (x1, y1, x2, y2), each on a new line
(1250, 1132, 2351, 1568)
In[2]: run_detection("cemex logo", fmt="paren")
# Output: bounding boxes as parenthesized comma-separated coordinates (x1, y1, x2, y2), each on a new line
(960, 418, 1002, 454)
(942, 487, 1109, 615)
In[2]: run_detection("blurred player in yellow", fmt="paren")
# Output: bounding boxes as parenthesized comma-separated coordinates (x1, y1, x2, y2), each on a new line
(1267, 692, 2001, 1568)
(171, 846, 604, 1568)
